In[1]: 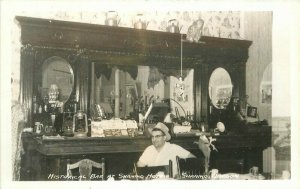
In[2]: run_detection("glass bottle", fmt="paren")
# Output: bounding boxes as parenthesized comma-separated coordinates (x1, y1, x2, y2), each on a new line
(200, 116, 206, 132)
(43, 95, 49, 113)
(33, 95, 38, 114)
(38, 105, 43, 114)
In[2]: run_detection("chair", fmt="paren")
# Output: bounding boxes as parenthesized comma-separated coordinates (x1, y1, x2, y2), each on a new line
(134, 160, 173, 180)
(67, 158, 105, 181)
(176, 156, 206, 180)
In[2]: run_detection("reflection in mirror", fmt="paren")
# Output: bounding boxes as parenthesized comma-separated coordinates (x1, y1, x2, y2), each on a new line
(91, 65, 194, 121)
(260, 63, 272, 105)
(209, 67, 232, 109)
(42, 56, 74, 103)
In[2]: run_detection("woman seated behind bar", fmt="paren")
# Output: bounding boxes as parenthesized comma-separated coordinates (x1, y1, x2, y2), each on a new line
(137, 122, 195, 177)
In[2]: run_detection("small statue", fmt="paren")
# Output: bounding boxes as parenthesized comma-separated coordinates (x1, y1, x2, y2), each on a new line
(194, 134, 218, 173)
(186, 18, 204, 42)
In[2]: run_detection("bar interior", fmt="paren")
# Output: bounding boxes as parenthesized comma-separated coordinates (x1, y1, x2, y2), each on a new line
(9, 12, 290, 181)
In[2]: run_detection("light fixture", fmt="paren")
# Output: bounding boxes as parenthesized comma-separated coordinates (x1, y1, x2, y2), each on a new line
(174, 34, 186, 101)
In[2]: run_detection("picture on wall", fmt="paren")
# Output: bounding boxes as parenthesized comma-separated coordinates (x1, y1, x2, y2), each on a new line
(261, 81, 272, 104)
(215, 84, 233, 106)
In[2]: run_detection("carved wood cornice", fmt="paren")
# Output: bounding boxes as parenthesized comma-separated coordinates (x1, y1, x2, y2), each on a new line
(16, 16, 252, 68)
(21, 44, 35, 55)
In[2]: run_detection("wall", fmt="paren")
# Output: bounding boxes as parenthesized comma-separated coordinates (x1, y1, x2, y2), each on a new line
(243, 12, 273, 123)
(243, 11, 294, 175)
(243, 12, 275, 174)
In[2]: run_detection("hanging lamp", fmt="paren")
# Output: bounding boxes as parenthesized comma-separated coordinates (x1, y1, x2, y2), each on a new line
(174, 34, 186, 101)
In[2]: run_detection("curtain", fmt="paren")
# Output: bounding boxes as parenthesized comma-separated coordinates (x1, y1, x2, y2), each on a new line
(148, 66, 191, 89)
(94, 64, 138, 80)
(19, 47, 35, 125)
(13, 47, 35, 180)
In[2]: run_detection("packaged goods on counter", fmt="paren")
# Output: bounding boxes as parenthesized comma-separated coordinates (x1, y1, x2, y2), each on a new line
(91, 119, 138, 137)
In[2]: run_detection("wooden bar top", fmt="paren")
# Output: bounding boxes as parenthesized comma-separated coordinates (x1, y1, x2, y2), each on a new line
(23, 126, 271, 156)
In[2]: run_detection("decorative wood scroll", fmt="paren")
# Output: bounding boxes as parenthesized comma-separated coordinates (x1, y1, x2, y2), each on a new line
(16, 16, 252, 69)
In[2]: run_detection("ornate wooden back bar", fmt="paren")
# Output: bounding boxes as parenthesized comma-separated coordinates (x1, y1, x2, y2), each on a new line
(16, 16, 252, 130)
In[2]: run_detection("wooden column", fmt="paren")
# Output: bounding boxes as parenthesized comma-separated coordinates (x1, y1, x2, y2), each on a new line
(115, 69, 120, 117)
(95, 76, 101, 104)
(90, 62, 95, 108)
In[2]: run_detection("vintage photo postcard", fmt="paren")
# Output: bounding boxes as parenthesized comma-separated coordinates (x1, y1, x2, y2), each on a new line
(1, 0, 300, 189)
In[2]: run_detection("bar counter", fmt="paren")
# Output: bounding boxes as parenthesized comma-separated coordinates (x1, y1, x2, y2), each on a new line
(21, 126, 271, 181)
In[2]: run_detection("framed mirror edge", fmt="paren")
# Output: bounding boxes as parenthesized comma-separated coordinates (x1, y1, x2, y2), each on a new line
(42, 56, 75, 104)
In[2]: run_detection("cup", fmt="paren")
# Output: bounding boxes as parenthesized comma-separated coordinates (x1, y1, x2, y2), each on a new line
(155, 171, 165, 179)
(34, 122, 43, 134)
(44, 125, 54, 136)
(216, 122, 225, 132)
(282, 170, 290, 179)
(210, 169, 219, 179)
(249, 166, 259, 176)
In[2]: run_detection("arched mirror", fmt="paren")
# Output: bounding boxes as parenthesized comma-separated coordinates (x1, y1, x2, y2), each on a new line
(260, 63, 272, 105)
(209, 67, 233, 109)
(42, 56, 74, 103)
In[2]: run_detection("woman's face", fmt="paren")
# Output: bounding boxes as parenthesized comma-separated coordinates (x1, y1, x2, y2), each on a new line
(151, 130, 166, 149)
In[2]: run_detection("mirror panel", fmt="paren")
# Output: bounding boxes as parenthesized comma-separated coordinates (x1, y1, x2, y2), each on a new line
(42, 56, 74, 103)
(91, 65, 194, 120)
(209, 67, 232, 109)
(260, 63, 272, 105)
